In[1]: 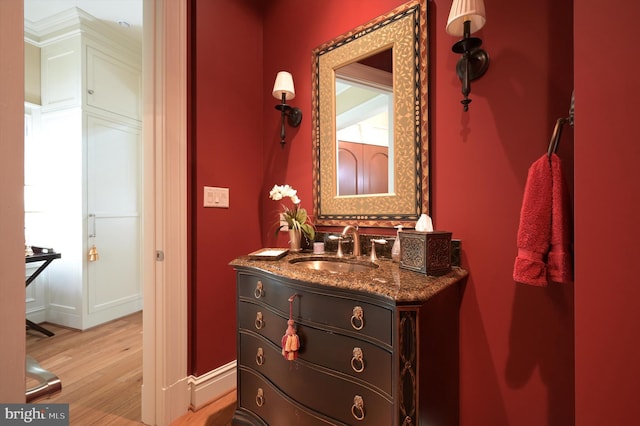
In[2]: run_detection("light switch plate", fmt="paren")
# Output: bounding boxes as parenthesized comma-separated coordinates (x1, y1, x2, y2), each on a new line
(204, 186, 229, 208)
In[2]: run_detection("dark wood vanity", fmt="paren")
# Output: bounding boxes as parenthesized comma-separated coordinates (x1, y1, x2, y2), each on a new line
(230, 253, 467, 425)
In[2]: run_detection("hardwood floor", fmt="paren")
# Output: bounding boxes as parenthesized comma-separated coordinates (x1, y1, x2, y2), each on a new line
(171, 391, 236, 426)
(26, 312, 143, 424)
(26, 312, 236, 425)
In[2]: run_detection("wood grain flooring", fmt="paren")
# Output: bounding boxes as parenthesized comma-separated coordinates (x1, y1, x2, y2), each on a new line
(172, 390, 236, 426)
(26, 312, 236, 425)
(26, 312, 143, 424)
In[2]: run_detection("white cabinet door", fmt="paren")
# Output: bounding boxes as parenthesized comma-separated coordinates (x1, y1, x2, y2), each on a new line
(41, 36, 82, 111)
(86, 114, 142, 328)
(86, 46, 142, 121)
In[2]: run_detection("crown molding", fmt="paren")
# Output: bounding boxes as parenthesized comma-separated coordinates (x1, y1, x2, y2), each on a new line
(24, 7, 141, 56)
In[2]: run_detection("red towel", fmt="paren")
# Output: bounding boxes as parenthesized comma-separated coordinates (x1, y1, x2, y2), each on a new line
(513, 155, 552, 285)
(548, 153, 573, 283)
(513, 153, 573, 286)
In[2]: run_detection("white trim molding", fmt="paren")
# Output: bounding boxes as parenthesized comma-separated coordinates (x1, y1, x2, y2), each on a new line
(141, 0, 189, 424)
(189, 361, 237, 411)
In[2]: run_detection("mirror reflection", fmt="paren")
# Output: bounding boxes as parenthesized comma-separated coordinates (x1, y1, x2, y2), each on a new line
(336, 49, 393, 196)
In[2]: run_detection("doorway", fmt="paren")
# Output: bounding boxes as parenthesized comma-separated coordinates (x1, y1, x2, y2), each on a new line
(24, 0, 144, 420)
(12, 1, 189, 423)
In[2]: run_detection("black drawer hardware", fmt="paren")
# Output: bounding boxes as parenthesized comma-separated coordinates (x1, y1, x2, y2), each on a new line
(256, 347, 264, 366)
(351, 347, 365, 373)
(352, 395, 365, 421)
(351, 306, 364, 330)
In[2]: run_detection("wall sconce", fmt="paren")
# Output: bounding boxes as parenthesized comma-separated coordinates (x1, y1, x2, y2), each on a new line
(446, 0, 489, 111)
(272, 71, 302, 148)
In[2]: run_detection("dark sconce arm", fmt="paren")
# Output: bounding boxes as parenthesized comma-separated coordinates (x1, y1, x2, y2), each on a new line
(451, 20, 489, 111)
(275, 93, 303, 148)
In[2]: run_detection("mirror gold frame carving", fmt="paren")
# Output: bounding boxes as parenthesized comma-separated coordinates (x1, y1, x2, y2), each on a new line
(312, 0, 429, 228)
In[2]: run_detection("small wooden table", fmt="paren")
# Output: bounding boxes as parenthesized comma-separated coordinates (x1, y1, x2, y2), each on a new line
(25, 247, 61, 337)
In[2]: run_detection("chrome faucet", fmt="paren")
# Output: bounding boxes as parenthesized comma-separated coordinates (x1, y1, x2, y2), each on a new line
(341, 225, 361, 257)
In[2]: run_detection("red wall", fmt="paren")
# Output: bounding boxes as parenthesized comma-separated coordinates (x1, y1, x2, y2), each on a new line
(188, 0, 640, 424)
(574, 1, 640, 425)
(190, 0, 264, 375)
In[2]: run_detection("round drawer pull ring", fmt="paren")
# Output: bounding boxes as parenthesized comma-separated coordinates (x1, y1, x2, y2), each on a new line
(351, 347, 365, 373)
(256, 347, 264, 366)
(256, 388, 264, 407)
(351, 395, 365, 421)
(350, 306, 364, 330)
(254, 281, 264, 298)
(255, 312, 264, 329)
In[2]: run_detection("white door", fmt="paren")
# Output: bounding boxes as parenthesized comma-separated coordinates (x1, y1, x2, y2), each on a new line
(86, 114, 142, 328)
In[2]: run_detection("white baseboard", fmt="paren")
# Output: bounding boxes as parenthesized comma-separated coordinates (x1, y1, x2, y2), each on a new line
(46, 305, 81, 329)
(188, 360, 237, 411)
(26, 309, 46, 324)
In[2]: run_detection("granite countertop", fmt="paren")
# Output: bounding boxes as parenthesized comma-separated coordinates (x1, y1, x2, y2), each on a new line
(230, 252, 468, 303)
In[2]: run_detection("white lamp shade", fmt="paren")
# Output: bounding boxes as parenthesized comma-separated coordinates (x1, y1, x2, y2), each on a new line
(446, 0, 486, 36)
(272, 71, 296, 101)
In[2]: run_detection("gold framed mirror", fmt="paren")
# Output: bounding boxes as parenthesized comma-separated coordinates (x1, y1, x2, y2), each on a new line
(312, 0, 429, 228)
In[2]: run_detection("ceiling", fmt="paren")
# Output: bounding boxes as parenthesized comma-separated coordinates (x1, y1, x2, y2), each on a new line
(24, 0, 142, 41)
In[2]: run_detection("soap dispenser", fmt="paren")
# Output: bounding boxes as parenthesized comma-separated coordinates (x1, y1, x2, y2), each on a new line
(391, 225, 402, 262)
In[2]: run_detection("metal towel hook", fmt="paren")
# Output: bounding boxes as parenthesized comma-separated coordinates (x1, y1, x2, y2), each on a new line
(547, 90, 575, 157)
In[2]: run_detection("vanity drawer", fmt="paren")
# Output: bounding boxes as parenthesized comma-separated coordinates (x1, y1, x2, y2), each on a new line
(239, 327, 392, 396)
(238, 300, 288, 349)
(297, 325, 392, 395)
(237, 367, 343, 426)
(238, 332, 393, 426)
(238, 271, 393, 347)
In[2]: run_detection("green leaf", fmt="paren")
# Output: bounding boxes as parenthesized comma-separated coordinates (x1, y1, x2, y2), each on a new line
(300, 223, 315, 241)
(297, 209, 308, 224)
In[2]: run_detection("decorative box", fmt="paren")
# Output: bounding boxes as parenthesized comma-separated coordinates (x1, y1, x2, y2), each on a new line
(399, 230, 452, 276)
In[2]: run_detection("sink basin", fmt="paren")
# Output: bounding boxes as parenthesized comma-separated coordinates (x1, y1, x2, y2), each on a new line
(290, 256, 378, 273)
